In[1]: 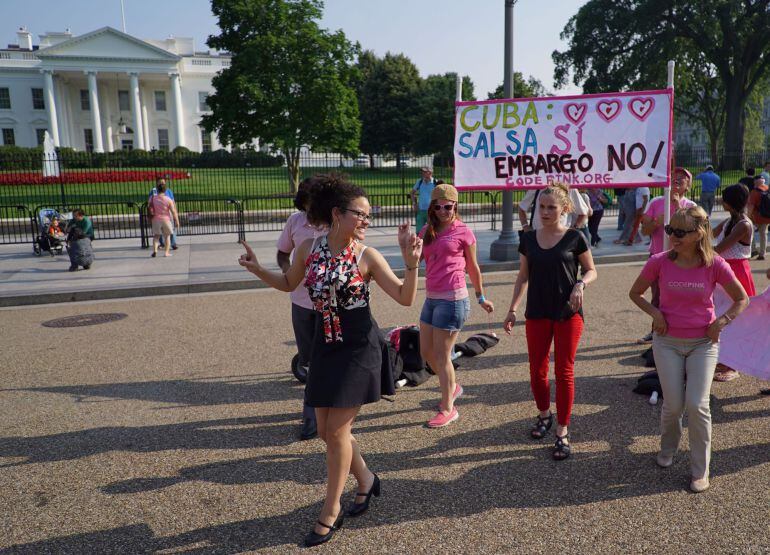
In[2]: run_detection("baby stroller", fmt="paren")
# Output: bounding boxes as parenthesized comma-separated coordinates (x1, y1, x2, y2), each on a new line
(33, 208, 69, 256)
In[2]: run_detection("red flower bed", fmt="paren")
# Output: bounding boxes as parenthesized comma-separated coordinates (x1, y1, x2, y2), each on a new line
(0, 169, 191, 185)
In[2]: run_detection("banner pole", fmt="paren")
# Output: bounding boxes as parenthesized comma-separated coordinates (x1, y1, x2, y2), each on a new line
(665, 60, 675, 248)
(490, 0, 518, 261)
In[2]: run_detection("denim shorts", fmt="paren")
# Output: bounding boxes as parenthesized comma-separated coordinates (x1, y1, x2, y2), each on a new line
(420, 297, 471, 332)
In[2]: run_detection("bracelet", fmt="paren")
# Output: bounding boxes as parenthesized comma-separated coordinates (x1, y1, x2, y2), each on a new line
(405, 265, 418, 271)
(722, 313, 733, 323)
(508, 308, 517, 313)
(477, 294, 486, 304)
(575, 280, 585, 288)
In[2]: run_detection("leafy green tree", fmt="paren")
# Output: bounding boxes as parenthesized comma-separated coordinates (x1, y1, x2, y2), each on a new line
(487, 72, 548, 100)
(357, 53, 421, 162)
(553, 0, 770, 169)
(411, 73, 475, 158)
(203, 0, 361, 192)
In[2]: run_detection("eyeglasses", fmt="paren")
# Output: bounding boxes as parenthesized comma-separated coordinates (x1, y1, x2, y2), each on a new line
(433, 203, 456, 212)
(664, 225, 697, 238)
(341, 207, 373, 224)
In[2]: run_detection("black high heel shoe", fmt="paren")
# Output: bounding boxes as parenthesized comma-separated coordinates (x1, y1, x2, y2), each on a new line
(346, 473, 381, 517)
(304, 513, 344, 547)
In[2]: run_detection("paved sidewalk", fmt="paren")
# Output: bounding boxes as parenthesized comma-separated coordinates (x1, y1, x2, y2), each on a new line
(0, 217, 657, 306)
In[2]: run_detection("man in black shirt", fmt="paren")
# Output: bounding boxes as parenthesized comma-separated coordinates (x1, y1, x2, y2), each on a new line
(739, 167, 756, 190)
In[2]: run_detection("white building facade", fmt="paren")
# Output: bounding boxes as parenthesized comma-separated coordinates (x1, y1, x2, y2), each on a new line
(0, 26, 231, 153)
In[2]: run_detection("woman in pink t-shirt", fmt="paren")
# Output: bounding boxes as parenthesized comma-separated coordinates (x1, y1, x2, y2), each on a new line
(629, 206, 748, 493)
(418, 184, 494, 428)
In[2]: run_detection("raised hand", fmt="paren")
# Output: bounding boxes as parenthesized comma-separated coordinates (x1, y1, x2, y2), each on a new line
(397, 221, 412, 251)
(238, 240, 261, 274)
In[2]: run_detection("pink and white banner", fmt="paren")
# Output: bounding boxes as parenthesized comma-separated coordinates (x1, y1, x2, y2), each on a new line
(453, 89, 674, 190)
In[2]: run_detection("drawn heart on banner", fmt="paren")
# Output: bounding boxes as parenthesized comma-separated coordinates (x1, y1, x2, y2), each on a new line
(596, 100, 621, 122)
(564, 103, 587, 125)
(629, 97, 655, 121)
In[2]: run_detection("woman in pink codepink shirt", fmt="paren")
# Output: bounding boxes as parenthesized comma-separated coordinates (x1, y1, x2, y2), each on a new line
(418, 184, 494, 428)
(630, 206, 747, 493)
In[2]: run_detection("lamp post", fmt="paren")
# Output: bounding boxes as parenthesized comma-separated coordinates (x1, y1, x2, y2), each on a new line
(489, 0, 518, 261)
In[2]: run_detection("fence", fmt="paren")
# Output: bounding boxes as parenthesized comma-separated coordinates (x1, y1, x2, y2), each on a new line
(2, 148, 737, 246)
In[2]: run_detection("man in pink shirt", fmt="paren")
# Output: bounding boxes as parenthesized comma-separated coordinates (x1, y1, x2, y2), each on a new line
(636, 167, 696, 343)
(277, 179, 324, 440)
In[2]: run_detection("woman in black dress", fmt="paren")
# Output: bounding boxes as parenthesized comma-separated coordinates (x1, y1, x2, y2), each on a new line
(238, 174, 422, 547)
(503, 182, 597, 460)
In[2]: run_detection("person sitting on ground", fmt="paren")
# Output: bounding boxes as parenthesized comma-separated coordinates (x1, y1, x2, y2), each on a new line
(66, 226, 94, 271)
(68, 209, 94, 241)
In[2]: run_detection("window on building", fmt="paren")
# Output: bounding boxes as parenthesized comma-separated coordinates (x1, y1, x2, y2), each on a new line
(36, 129, 47, 146)
(0, 88, 10, 109)
(84, 128, 94, 152)
(198, 91, 210, 112)
(121, 139, 133, 151)
(154, 91, 167, 111)
(2, 128, 16, 146)
(31, 88, 45, 110)
(118, 90, 130, 111)
(200, 128, 212, 152)
(80, 90, 90, 111)
(157, 128, 169, 151)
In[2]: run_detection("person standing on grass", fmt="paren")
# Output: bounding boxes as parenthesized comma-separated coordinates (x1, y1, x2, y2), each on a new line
(504, 182, 597, 461)
(410, 166, 437, 232)
(696, 165, 721, 216)
(276, 178, 325, 441)
(149, 177, 178, 250)
(636, 167, 697, 343)
(418, 183, 494, 429)
(629, 205, 748, 493)
(149, 182, 180, 258)
(711, 183, 755, 383)
(238, 174, 422, 547)
(748, 175, 770, 260)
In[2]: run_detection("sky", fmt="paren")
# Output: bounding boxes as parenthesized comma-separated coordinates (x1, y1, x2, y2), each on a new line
(3, 0, 587, 98)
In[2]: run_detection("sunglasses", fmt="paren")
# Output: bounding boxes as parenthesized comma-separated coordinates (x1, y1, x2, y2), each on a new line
(664, 225, 697, 238)
(433, 203, 456, 212)
(341, 207, 373, 224)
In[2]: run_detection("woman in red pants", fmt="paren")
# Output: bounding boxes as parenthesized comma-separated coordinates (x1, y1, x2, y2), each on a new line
(503, 182, 597, 460)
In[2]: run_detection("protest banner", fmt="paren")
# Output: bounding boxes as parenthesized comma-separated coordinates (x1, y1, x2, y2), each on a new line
(453, 89, 673, 190)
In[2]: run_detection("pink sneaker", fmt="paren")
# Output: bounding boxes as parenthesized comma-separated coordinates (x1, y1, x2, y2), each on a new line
(427, 407, 459, 428)
(436, 384, 464, 411)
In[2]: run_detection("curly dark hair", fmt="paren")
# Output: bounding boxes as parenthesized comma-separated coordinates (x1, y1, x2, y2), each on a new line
(306, 173, 367, 227)
(293, 178, 314, 211)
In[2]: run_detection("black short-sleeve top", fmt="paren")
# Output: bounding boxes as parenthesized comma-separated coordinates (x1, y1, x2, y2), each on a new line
(518, 228, 589, 321)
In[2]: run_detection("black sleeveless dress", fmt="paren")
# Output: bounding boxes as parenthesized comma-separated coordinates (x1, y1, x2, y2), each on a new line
(303, 236, 395, 408)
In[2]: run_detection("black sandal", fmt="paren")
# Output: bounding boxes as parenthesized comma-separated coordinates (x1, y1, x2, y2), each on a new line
(530, 412, 553, 439)
(553, 432, 571, 461)
(304, 513, 344, 547)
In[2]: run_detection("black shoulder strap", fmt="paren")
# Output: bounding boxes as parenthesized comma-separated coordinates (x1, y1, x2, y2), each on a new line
(529, 190, 540, 227)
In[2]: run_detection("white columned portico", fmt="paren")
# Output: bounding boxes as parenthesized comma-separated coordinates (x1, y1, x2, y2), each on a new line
(169, 72, 186, 148)
(42, 70, 60, 147)
(86, 71, 104, 152)
(128, 72, 145, 150)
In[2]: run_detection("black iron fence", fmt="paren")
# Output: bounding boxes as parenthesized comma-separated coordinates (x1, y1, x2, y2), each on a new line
(1, 148, 740, 246)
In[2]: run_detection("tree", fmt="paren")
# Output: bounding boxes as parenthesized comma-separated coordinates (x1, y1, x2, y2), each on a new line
(553, 0, 770, 169)
(411, 73, 475, 159)
(203, 0, 361, 192)
(487, 72, 548, 100)
(357, 53, 421, 162)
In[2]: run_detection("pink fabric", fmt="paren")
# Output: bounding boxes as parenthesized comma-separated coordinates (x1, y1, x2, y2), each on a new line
(150, 195, 173, 222)
(644, 196, 697, 254)
(276, 211, 322, 309)
(419, 220, 476, 298)
(713, 285, 770, 380)
(640, 253, 736, 338)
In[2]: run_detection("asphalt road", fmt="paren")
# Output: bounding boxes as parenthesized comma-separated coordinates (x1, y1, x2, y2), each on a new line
(1, 263, 769, 553)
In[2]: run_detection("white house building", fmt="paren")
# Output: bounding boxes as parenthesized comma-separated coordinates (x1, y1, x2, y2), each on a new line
(0, 26, 232, 152)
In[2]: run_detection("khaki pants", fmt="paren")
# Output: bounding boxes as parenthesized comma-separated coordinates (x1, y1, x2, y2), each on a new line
(653, 334, 719, 479)
(758, 223, 768, 256)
